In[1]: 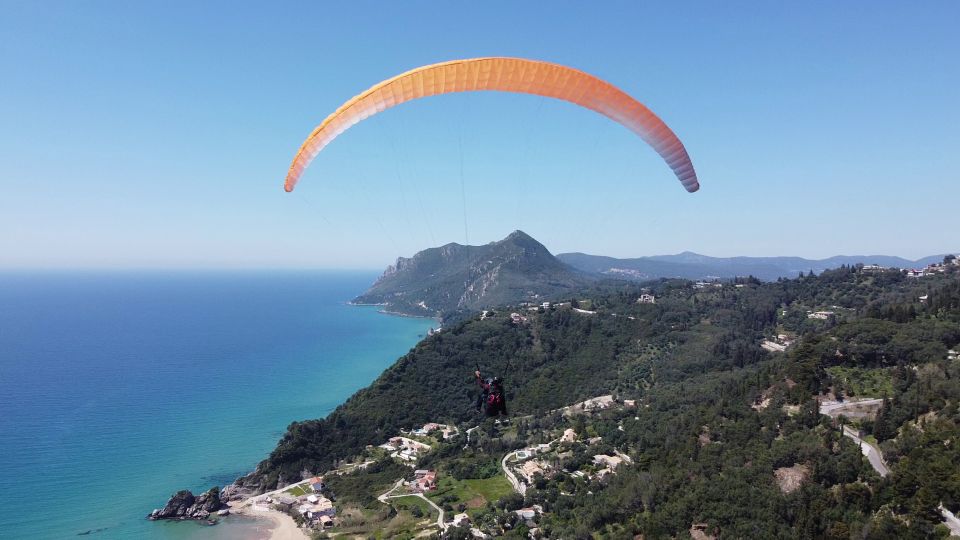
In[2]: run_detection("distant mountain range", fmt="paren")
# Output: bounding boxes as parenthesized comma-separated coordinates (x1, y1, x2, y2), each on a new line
(557, 251, 949, 282)
(353, 230, 592, 318)
(356, 231, 952, 316)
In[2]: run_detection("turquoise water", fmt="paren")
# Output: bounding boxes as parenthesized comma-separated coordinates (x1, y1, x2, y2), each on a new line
(0, 271, 434, 539)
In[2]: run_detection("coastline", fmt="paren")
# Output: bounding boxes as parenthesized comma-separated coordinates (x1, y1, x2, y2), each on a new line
(214, 300, 438, 539)
(0, 272, 439, 539)
(160, 298, 436, 538)
(348, 300, 442, 322)
(228, 500, 307, 540)
(378, 308, 440, 320)
(207, 301, 441, 539)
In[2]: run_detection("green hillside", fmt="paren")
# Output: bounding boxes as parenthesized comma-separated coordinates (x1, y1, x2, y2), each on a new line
(232, 265, 960, 538)
(353, 230, 594, 318)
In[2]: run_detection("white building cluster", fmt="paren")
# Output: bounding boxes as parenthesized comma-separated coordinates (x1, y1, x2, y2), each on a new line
(906, 256, 958, 278)
(378, 436, 432, 462)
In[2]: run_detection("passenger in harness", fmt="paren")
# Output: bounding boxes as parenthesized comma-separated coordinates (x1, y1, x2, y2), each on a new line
(474, 369, 507, 417)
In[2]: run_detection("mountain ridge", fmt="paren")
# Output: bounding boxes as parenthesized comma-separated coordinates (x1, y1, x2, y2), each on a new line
(353, 230, 593, 318)
(559, 250, 950, 281)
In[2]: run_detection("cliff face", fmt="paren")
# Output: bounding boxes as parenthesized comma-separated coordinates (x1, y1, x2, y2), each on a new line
(353, 230, 593, 317)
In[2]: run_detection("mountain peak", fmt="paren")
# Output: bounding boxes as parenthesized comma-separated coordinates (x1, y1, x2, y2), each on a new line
(354, 231, 592, 317)
(497, 230, 550, 252)
(505, 229, 533, 241)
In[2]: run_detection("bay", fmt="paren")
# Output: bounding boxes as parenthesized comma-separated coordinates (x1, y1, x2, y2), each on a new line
(0, 271, 434, 539)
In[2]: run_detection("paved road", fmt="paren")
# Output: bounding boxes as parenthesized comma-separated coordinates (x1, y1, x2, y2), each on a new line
(826, 399, 960, 533)
(842, 426, 890, 477)
(376, 479, 405, 503)
(239, 479, 312, 508)
(501, 450, 526, 495)
(939, 504, 960, 537)
(501, 435, 565, 495)
(820, 398, 884, 416)
(463, 426, 479, 449)
(841, 425, 960, 535)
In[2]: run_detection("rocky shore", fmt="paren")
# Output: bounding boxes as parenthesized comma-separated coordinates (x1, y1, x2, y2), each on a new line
(147, 487, 228, 522)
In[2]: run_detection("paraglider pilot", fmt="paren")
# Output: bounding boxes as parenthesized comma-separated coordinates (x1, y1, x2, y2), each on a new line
(475, 369, 507, 417)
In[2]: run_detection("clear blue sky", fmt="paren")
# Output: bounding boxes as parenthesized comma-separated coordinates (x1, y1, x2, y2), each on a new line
(2, 1, 957, 269)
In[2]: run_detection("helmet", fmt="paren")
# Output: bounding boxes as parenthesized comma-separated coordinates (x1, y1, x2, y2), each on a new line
(492, 376, 502, 385)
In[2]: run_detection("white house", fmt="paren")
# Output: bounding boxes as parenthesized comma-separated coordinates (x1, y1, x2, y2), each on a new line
(515, 508, 537, 520)
(762, 340, 787, 352)
(593, 454, 624, 470)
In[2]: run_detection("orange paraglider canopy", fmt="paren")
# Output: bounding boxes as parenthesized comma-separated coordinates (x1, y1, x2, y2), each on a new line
(284, 57, 699, 193)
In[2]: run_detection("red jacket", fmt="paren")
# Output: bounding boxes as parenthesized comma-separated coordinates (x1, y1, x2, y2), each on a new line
(476, 374, 507, 416)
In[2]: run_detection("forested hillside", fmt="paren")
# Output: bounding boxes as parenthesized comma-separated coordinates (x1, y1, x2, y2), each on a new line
(558, 251, 947, 281)
(354, 230, 592, 318)
(232, 264, 960, 538)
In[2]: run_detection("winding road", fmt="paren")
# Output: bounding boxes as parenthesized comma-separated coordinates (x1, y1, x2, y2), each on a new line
(501, 450, 526, 495)
(463, 426, 479, 449)
(939, 504, 960, 537)
(501, 435, 566, 495)
(818, 400, 890, 477)
(377, 479, 446, 531)
(841, 426, 890, 477)
(827, 403, 959, 535)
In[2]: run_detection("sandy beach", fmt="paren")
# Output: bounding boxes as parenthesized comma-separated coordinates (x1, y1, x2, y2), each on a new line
(229, 501, 308, 540)
(259, 510, 306, 540)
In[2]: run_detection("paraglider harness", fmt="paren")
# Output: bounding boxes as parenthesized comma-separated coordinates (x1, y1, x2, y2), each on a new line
(475, 366, 507, 417)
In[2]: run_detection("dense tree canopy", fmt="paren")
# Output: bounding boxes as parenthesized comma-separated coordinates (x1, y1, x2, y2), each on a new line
(235, 266, 960, 538)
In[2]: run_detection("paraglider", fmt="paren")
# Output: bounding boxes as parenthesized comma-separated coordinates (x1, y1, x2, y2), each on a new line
(282, 57, 700, 194)
(474, 368, 507, 417)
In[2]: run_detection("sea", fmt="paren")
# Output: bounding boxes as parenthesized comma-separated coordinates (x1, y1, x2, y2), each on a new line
(0, 271, 435, 539)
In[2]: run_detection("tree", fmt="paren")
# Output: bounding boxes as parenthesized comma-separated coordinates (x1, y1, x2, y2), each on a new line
(872, 397, 895, 441)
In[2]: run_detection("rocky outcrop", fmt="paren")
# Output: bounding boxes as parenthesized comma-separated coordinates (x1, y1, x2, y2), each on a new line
(220, 467, 283, 501)
(148, 487, 225, 521)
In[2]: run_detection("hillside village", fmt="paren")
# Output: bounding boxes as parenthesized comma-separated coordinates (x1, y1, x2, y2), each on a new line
(230, 397, 652, 539)
(234, 369, 960, 539)
(156, 259, 960, 539)
(225, 262, 959, 538)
